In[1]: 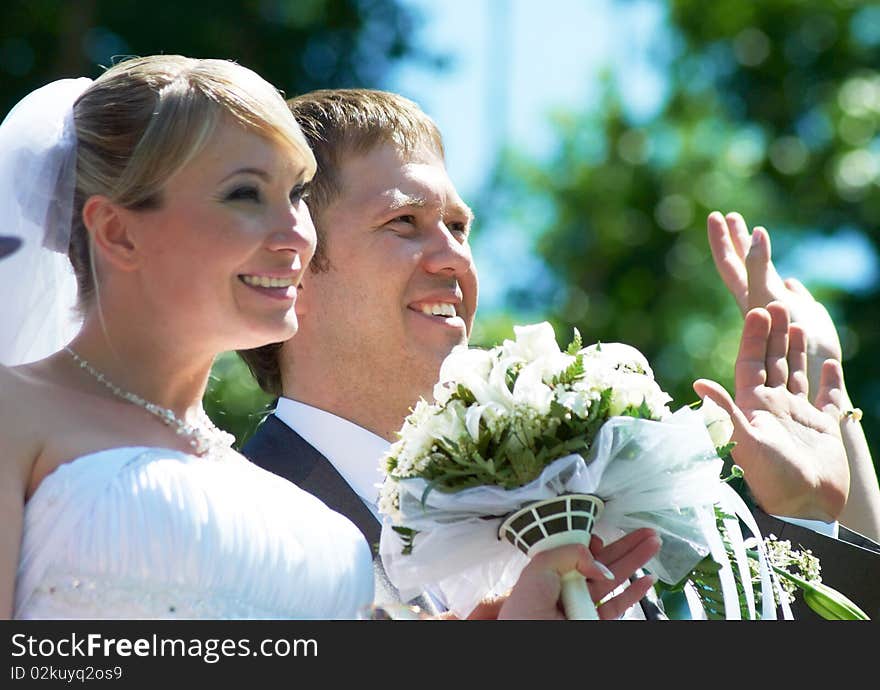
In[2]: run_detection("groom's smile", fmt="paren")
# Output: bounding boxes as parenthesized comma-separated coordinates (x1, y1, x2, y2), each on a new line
(408, 296, 466, 331)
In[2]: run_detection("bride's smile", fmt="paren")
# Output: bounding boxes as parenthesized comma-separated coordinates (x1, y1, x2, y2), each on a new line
(94, 118, 317, 352)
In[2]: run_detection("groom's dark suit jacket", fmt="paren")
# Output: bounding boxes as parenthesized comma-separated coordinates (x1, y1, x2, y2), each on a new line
(750, 508, 880, 620)
(242, 413, 434, 614)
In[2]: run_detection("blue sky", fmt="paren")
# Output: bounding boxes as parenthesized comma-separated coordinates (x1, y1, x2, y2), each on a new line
(390, 0, 667, 200)
(388, 0, 669, 310)
(387, 0, 878, 311)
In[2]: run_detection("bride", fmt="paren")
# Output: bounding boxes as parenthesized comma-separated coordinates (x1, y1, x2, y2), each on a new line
(0, 55, 658, 620)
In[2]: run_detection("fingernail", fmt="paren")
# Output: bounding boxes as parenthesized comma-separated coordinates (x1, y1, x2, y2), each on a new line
(596, 561, 615, 580)
(751, 230, 760, 247)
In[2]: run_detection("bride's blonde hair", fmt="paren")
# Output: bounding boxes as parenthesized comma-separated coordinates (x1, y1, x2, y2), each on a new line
(69, 54, 316, 312)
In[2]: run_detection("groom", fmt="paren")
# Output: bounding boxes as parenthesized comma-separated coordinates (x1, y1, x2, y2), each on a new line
(239, 89, 666, 618)
(239, 89, 478, 616)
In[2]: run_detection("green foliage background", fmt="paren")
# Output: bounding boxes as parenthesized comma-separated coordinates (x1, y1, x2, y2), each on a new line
(2, 0, 877, 475)
(473, 0, 880, 474)
(0, 0, 425, 113)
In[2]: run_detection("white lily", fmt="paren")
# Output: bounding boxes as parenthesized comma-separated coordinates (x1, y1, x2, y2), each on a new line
(434, 345, 494, 405)
(580, 341, 655, 377)
(700, 396, 735, 448)
(501, 321, 562, 361)
(512, 358, 555, 415)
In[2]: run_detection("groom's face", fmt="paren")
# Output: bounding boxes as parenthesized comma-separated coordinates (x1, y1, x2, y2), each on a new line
(294, 141, 479, 401)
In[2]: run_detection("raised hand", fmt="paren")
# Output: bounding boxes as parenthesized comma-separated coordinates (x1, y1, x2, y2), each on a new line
(707, 211, 842, 400)
(693, 301, 849, 522)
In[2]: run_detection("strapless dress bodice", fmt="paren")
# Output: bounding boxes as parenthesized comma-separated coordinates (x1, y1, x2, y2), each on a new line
(15, 446, 373, 619)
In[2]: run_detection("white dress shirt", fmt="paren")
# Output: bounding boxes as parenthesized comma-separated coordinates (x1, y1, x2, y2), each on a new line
(775, 516, 839, 539)
(273, 398, 448, 614)
(274, 397, 389, 522)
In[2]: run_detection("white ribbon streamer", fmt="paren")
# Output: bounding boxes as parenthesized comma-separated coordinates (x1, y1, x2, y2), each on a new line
(717, 484, 793, 620)
(724, 509, 756, 619)
(681, 484, 793, 620)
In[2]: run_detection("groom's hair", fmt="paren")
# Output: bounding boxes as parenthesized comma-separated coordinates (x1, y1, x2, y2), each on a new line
(286, 88, 445, 272)
(237, 88, 445, 396)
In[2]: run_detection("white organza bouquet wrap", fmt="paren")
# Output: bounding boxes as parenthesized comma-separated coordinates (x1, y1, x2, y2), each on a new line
(378, 322, 784, 619)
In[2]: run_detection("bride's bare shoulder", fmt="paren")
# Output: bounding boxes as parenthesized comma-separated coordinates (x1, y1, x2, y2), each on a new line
(1, 357, 101, 493)
(0, 362, 44, 416)
(0, 356, 81, 443)
(0, 360, 57, 407)
(0, 364, 45, 486)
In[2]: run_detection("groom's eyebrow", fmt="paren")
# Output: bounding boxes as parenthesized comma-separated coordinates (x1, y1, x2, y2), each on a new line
(452, 200, 475, 225)
(386, 192, 428, 211)
(388, 194, 475, 225)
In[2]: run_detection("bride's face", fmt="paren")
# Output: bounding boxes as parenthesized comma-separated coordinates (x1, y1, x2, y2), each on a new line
(124, 118, 316, 350)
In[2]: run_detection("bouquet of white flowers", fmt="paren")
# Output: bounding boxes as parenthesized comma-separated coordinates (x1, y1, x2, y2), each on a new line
(378, 322, 790, 619)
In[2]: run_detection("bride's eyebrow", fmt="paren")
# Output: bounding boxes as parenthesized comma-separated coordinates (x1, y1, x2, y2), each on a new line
(219, 167, 270, 183)
(219, 164, 312, 185)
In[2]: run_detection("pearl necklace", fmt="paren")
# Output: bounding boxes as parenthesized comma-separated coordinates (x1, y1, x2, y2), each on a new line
(65, 346, 235, 455)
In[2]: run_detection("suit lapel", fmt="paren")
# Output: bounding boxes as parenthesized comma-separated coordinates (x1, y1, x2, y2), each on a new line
(243, 414, 438, 615)
(243, 414, 380, 546)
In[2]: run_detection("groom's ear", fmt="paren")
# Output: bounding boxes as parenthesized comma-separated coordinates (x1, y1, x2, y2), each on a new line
(82, 195, 140, 271)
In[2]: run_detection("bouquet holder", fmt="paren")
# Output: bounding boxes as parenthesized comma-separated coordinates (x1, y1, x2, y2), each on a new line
(499, 493, 604, 620)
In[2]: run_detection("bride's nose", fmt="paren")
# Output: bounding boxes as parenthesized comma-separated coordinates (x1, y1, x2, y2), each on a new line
(265, 202, 317, 261)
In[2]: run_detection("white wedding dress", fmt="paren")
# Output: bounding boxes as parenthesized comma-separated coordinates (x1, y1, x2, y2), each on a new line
(14, 446, 374, 619)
